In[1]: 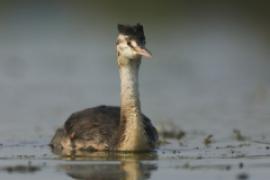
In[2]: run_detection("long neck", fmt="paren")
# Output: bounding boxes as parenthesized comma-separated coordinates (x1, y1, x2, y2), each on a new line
(117, 56, 148, 151)
(120, 58, 141, 117)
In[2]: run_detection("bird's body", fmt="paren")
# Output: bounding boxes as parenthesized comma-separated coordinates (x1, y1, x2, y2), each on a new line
(50, 105, 158, 152)
(50, 24, 158, 153)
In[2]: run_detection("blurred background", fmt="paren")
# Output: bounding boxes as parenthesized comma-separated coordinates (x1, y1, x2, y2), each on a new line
(0, 0, 269, 140)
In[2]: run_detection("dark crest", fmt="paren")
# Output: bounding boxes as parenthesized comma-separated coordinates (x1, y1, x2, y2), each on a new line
(117, 23, 146, 45)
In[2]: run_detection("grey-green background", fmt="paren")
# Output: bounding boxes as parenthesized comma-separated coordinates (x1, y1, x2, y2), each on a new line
(0, 0, 269, 140)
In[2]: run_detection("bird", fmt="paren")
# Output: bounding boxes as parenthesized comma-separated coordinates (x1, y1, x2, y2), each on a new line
(50, 23, 158, 153)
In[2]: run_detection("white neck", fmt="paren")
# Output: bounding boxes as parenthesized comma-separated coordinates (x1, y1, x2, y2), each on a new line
(117, 56, 148, 151)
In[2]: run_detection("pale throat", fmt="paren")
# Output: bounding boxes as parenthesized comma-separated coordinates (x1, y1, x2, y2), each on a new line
(119, 57, 142, 119)
(117, 56, 148, 150)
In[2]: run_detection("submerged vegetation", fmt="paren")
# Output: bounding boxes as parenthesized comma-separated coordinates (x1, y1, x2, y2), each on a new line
(1, 161, 42, 174)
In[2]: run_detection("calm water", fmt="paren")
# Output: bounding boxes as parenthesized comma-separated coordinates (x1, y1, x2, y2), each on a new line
(0, 1, 270, 179)
(1, 138, 270, 180)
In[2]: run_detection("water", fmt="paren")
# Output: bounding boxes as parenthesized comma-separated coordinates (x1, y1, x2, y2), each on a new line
(1, 138, 270, 179)
(0, 1, 270, 179)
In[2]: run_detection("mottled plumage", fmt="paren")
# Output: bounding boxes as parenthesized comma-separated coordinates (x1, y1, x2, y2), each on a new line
(50, 105, 158, 152)
(50, 24, 158, 153)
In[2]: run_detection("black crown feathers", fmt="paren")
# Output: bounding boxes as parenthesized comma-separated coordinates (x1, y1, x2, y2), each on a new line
(117, 23, 146, 45)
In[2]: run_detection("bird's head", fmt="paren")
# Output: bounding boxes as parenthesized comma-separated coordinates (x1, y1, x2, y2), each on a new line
(116, 23, 152, 63)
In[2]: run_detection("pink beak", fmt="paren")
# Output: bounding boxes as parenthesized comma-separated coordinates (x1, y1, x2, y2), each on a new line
(134, 46, 152, 58)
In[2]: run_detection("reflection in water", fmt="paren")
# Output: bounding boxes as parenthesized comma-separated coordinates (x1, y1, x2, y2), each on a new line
(61, 160, 157, 180)
(57, 151, 157, 180)
(62, 163, 124, 180)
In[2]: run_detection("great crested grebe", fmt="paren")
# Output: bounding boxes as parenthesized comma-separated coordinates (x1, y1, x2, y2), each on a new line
(50, 24, 158, 152)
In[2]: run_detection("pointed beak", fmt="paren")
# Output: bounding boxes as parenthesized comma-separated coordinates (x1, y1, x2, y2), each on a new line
(134, 46, 152, 58)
